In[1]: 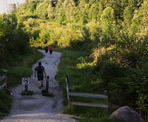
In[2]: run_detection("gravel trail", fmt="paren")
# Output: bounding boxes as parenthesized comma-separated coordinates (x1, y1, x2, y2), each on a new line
(1, 50, 75, 122)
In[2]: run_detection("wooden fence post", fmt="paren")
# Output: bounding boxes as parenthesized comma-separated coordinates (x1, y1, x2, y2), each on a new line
(46, 76, 49, 91)
(25, 84, 28, 92)
(104, 90, 108, 113)
(66, 75, 70, 102)
(0, 74, 7, 90)
(65, 75, 108, 111)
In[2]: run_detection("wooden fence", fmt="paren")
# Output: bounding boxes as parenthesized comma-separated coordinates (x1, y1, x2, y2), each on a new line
(65, 75, 108, 112)
(0, 69, 8, 90)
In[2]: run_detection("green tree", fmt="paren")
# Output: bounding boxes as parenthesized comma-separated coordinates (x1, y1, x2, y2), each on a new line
(123, 6, 133, 25)
(35, 1, 49, 19)
(131, 1, 148, 35)
(100, 7, 115, 39)
(54, 0, 66, 24)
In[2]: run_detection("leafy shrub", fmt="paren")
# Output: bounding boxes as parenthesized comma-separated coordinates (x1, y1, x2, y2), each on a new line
(100, 62, 123, 89)
(7, 66, 32, 87)
(0, 89, 12, 118)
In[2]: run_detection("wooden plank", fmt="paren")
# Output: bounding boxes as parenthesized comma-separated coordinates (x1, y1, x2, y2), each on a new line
(69, 92, 108, 99)
(0, 74, 7, 82)
(65, 76, 70, 102)
(71, 102, 108, 108)
(0, 82, 6, 89)
(1, 69, 8, 73)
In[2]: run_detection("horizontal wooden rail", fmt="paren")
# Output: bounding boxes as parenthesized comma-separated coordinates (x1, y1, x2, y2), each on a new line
(0, 82, 6, 89)
(69, 92, 108, 99)
(1, 69, 8, 73)
(0, 69, 8, 90)
(0, 74, 7, 82)
(71, 102, 108, 108)
(65, 75, 108, 112)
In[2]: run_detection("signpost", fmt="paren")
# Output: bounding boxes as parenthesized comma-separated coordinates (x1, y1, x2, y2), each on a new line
(22, 77, 29, 92)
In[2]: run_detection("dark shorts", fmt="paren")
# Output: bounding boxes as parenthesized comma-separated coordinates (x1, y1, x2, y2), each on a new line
(45, 49, 48, 53)
(37, 73, 43, 81)
(50, 50, 52, 54)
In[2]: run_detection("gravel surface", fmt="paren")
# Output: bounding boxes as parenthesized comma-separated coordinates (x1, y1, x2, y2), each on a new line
(1, 50, 75, 122)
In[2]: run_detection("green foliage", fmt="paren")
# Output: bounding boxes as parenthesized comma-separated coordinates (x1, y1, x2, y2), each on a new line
(136, 94, 148, 114)
(0, 14, 30, 65)
(35, 1, 49, 19)
(0, 49, 42, 118)
(101, 7, 115, 39)
(7, 66, 32, 87)
(131, 1, 148, 35)
(6, 50, 43, 87)
(0, 89, 12, 119)
(41, 90, 54, 97)
(21, 90, 34, 95)
(38, 29, 50, 44)
(56, 50, 108, 121)
(14, 0, 148, 120)
(123, 6, 133, 25)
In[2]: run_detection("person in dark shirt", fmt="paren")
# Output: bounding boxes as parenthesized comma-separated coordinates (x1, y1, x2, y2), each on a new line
(34, 62, 46, 89)
(45, 46, 48, 54)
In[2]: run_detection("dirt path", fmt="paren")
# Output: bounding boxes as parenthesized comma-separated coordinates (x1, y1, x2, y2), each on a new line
(1, 50, 75, 122)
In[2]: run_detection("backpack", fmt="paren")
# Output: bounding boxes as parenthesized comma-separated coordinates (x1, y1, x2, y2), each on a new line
(37, 66, 44, 74)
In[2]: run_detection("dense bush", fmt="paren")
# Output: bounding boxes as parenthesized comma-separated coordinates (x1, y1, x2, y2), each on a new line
(0, 14, 30, 66)
(0, 89, 12, 118)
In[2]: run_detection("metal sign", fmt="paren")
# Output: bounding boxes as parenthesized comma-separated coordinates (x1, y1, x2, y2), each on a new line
(22, 77, 29, 85)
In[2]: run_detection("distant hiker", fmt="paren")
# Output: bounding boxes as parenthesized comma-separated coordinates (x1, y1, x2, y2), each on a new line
(34, 62, 46, 89)
(45, 46, 48, 54)
(48, 45, 53, 55)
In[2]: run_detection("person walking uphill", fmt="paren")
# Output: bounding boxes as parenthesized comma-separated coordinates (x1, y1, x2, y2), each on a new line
(45, 46, 48, 54)
(49, 45, 53, 55)
(34, 62, 46, 89)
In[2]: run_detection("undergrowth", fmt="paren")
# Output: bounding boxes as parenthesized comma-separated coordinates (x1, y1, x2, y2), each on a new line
(6, 49, 43, 87)
(0, 89, 12, 119)
(0, 48, 43, 119)
(56, 49, 112, 121)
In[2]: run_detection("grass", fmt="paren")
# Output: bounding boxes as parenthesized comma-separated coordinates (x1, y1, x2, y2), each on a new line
(56, 49, 112, 121)
(21, 90, 34, 95)
(6, 49, 43, 87)
(56, 49, 104, 93)
(0, 70, 4, 76)
(0, 89, 12, 119)
(41, 89, 54, 97)
(56, 49, 148, 121)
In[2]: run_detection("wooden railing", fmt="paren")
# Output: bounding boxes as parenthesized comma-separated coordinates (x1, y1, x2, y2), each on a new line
(0, 69, 8, 90)
(65, 75, 108, 112)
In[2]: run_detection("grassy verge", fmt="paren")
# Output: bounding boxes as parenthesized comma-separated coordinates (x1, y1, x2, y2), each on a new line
(56, 49, 113, 121)
(56, 49, 148, 122)
(0, 88, 12, 119)
(6, 49, 43, 87)
(0, 48, 43, 119)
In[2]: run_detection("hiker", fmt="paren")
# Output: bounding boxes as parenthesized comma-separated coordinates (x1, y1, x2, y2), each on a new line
(48, 45, 53, 55)
(34, 62, 46, 89)
(45, 46, 48, 54)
